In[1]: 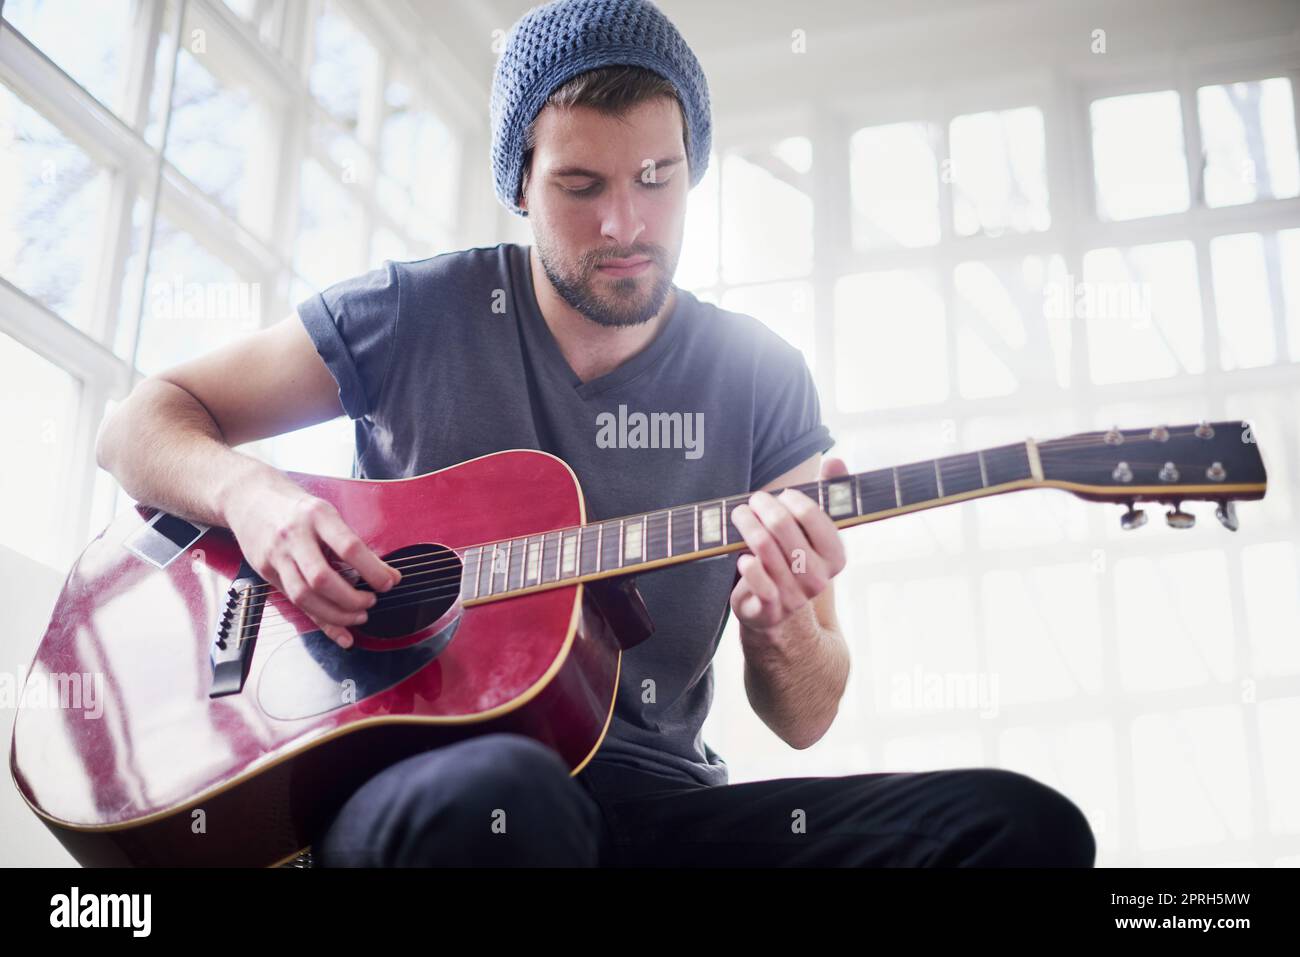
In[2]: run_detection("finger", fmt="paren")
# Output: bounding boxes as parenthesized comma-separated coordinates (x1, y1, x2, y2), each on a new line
(320, 622, 354, 649)
(732, 557, 765, 621)
(281, 552, 370, 629)
(736, 495, 807, 599)
(729, 503, 797, 602)
(293, 528, 376, 614)
(748, 490, 813, 564)
(737, 553, 782, 611)
(820, 455, 850, 480)
(777, 487, 845, 575)
(316, 509, 402, 593)
(267, 562, 352, 647)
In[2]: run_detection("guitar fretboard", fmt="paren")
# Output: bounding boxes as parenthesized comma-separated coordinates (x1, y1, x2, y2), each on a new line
(457, 440, 1038, 604)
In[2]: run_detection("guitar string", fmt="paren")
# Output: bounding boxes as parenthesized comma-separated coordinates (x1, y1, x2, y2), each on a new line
(232, 443, 1243, 608)
(232, 444, 1248, 635)
(233, 455, 1245, 642)
(223, 425, 1243, 636)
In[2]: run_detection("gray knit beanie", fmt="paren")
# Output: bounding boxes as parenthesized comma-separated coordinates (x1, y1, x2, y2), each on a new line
(489, 0, 712, 217)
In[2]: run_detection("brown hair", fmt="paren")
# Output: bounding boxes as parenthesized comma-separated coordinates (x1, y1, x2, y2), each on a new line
(517, 65, 689, 206)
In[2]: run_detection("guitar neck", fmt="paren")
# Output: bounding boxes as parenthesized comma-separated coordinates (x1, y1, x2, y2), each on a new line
(459, 439, 1044, 605)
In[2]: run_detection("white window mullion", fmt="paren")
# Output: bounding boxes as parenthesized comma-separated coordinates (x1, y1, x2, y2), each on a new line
(0, 281, 134, 390)
(267, 92, 307, 324)
(809, 104, 845, 411)
(121, 0, 186, 375)
(92, 0, 167, 356)
(63, 381, 112, 563)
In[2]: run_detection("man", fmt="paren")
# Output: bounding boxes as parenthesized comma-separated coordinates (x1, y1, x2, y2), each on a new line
(96, 0, 1095, 867)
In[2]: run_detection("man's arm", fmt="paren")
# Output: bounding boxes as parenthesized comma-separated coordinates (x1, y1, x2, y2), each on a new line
(96, 313, 345, 527)
(729, 452, 851, 750)
(95, 312, 400, 648)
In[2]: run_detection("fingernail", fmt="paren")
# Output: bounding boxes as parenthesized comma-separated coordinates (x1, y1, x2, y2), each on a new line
(367, 593, 378, 606)
(354, 611, 367, 624)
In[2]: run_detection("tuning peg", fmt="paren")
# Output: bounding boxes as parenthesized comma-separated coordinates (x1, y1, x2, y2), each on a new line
(1120, 504, 1147, 530)
(1165, 505, 1195, 529)
(1215, 500, 1239, 532)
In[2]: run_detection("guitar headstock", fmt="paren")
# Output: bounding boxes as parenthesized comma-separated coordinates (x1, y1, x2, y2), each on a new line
(1036, 420, 1267, 531)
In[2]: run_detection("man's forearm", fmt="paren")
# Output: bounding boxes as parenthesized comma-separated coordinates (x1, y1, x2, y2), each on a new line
(740, 603, 850, 750)
(96, 378, 293, 528)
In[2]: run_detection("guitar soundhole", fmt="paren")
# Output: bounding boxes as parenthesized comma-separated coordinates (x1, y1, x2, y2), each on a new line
(360, 542, 461, 641)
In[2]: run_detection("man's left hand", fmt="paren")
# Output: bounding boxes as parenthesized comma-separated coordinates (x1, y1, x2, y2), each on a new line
(728, 456, 849, 635)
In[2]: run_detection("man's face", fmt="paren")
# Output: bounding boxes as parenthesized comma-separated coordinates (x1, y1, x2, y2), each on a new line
(520, 96, 688, 328)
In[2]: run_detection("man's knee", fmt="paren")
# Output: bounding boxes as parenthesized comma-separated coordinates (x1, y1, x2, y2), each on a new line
(948, 768, 1096, 867)
(320, 733, 603, 866)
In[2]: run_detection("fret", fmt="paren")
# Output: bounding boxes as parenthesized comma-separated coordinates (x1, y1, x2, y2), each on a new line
(670, 505, 695, 557)
(524, 535, 542, 586)
(600, 520, 621, 570)
(647, 510, 670, 562)
(507, 537, 525, 591)
(476, 544, 492, 597)
(694, 503, 699, 551)
(984, 443, 1033, 486)
(579, 525, 600, 575)
(857, 469, 894, 516)
(817, 480, 825, 512)
(699, 501, 723, 547)
(854, 472, 863, 516)
(978, 449, 988, 488)
(561, 529, 579, 578)
(896, 461, 939, 505)
(491, 542, 508, 594)
(462, 547, 481, 600)
(1026, 438, 1044, 482)
(892, 467, 902, 508)
(542, 531, 559, 584)
(825, 477, 855, 518)
(938, 452, 985, 497)
(622, 516, 643, 564)
(934, 460, 944, 498)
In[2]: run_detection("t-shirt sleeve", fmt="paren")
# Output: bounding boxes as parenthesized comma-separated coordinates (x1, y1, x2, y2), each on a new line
(295, 260, 401, 420)
(750, 339, 835, 491)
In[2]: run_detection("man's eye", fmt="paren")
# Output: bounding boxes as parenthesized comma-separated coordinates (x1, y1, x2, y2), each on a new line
(564, 183, 598, 195)
(642, 178, 671, 189)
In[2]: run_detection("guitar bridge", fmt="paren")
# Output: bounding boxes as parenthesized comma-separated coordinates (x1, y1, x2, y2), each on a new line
(210, 574, 265, 697)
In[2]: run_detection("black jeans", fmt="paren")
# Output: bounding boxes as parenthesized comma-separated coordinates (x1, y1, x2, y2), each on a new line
(313, 733, 1096, 867)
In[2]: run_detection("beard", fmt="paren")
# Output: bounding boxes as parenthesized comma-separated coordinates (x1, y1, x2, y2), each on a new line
(534, 234, 677, 329)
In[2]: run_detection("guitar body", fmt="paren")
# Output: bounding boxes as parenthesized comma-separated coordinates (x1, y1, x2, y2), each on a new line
(10, 449, 633, 867)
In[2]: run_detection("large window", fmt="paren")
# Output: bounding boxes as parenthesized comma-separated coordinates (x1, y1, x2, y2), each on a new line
(1, 0, 467, 568)
(689, 68, 1300, 867)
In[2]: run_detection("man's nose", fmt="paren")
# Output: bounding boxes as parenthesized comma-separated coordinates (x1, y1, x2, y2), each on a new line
(599, 187, 646, 247)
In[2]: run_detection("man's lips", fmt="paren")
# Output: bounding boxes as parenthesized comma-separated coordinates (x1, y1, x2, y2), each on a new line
(597, 257, 652, 276)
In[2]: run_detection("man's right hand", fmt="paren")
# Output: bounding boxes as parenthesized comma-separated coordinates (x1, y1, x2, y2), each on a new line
(225, 480, 402, 648)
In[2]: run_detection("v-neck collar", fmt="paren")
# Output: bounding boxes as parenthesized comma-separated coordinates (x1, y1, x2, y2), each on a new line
(511, 243, 686, 400)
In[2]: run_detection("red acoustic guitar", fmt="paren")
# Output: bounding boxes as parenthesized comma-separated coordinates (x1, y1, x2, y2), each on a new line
(10, 420, 1267, 866)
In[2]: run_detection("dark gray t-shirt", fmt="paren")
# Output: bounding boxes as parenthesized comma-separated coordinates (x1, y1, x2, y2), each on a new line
(296, 242, 834, 787)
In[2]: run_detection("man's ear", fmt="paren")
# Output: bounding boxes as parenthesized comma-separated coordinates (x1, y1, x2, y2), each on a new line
(518, 158, 531, 212)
